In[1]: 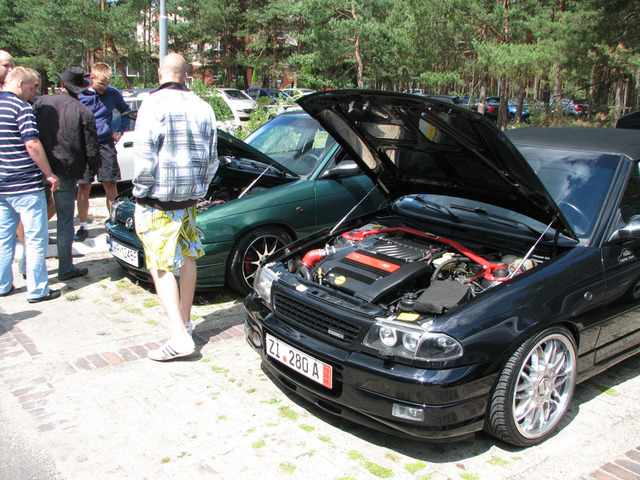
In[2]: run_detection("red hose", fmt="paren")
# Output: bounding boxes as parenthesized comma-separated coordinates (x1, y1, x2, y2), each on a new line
(342, 228, 509, 282)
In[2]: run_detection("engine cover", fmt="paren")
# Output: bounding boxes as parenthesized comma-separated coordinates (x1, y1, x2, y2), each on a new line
(316, 235, 434, 302)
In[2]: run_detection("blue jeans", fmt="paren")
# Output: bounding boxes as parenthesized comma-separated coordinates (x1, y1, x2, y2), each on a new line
(0, 191, 51, 299)
(53, 178, 79, 278)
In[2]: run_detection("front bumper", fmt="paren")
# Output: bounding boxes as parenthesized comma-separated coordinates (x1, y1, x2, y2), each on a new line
(105, 220, 231, 289)
(244, 293, 499, 441)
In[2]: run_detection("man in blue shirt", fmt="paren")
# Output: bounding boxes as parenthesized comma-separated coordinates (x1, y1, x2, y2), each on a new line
(0, 67, 60, 302)
(75, 62, 130, 242)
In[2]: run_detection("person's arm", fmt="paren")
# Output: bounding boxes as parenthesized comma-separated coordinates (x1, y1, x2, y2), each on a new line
(82, 109, 101, 176)
(24, 138, 60, 192)
(131, 104, 157, 199)
(114, 90, 131, 138)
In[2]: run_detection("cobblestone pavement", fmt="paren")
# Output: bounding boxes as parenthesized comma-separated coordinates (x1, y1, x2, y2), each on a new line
(1, 197, 640, 480)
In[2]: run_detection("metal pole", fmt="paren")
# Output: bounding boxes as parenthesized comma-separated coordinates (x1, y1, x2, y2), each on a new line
(159, 0, 167, 63)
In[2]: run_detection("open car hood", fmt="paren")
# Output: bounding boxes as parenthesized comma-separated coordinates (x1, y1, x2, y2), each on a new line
(217, 129, 298, 177)
(297, 90, 576, 240)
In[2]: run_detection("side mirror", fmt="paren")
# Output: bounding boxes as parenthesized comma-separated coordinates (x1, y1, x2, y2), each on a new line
(609, 215, 640, 242)
(319, 160, 362, 179)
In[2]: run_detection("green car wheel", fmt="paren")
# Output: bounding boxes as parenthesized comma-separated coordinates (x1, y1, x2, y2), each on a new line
(226, 226, 292, 295)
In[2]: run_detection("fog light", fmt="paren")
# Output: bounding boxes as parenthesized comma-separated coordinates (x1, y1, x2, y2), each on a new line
(248, 329, 262, 348)
(392, 403, 425, 422)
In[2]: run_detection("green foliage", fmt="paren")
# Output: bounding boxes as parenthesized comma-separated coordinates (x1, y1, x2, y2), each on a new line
(1, 0, 638, 122)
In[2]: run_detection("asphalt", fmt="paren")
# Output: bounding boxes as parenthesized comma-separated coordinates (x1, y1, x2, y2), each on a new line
(1, 195, 640, 480)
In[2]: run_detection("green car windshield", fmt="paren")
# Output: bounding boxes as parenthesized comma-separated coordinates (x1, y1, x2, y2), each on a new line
(244, 114, 336, 176)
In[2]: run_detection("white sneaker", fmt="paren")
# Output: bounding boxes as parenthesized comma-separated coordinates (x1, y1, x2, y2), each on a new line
(148, 336, 195, 362)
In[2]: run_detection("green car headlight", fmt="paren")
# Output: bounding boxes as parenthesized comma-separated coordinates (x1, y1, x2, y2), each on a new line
(363, 320, 463, 362)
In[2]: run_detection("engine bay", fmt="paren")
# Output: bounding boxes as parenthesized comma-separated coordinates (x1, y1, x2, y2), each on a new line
(294, 222, 542, 317)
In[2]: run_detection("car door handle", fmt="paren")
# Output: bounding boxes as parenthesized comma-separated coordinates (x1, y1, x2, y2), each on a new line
(123, 141, 134, 148)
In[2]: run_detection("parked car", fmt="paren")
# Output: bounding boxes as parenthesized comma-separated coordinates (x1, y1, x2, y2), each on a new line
(246, 87, 293, 104)
(245, 89, 640, 447)
(616, 110, 640, 130)
(549, 98, 584, 116)
(478, 96, 530, 123)
(105, 111, 386, 295)
(281, 88, 315, 99)
(214, 88, 257, 120)
(425, 94, 466, 105)
(110, 94, 148, 182)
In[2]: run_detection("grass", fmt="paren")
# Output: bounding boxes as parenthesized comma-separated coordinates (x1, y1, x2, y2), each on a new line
(405, 461, 426, 473)
(278, 405, 298, 420)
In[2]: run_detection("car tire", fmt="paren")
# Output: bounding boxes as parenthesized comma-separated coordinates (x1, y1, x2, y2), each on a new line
(226, 226, 292, 296)
(485, 326, 578, 446)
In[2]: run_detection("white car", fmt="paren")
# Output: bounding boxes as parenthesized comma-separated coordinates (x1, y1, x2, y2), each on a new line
(213, 88, 257, 121)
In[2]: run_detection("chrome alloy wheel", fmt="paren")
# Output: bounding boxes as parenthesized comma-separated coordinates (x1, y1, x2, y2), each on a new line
(512, 332, 577, 439)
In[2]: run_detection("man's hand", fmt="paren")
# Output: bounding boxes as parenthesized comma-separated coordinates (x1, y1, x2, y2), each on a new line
(47, 174, 60, 192)
(113, 131, 123, 144)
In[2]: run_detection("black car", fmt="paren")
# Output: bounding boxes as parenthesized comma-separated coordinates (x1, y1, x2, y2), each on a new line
(617, 110, 640, 130)
(244, 90, 640, 447)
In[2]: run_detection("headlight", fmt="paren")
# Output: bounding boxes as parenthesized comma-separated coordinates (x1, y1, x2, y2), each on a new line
(109, 197, 126, 222)
(363, 320, 463, 362)
(253, 263, 279, 302)
(196, 227, 205, 240)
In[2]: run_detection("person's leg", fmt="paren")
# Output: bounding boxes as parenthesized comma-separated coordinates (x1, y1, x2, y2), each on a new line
(0, 195, 19, 294)
(15, 221, 25, 277)
(179, 256, 197, 333)
(150, 268, 190, 338)
(97, 141, 120, 213)
(19, 191, 51, 299)
(54, 178, 84, 279)
(102, 180, 118, 213)
(76, 182, 92, 224)
(75, 164, 93, 242)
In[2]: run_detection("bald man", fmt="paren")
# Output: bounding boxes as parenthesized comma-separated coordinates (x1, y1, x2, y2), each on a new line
(0, 50, 14, 85)
(132, 53, 219, 361)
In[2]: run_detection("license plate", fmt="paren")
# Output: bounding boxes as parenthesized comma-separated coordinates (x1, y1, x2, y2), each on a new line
(266, 334, 333, 389)
(111, 239, 140, 268)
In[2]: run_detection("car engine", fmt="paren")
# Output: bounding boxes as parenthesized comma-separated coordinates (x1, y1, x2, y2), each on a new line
(295, 223, 538, 317)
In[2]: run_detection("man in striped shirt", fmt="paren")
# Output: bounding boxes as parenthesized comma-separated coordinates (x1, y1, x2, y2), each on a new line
(0, 67, 61, 302)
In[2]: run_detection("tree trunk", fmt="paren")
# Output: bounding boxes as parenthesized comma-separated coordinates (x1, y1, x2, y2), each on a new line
(615, 69, 625, 119)
(351, 0, 364, 88)
(514, 71, 526, 124)
(497, 76, 509, 130)
(478, 71, 487, 114)
(107, 36, 133, 89)
(552, 62, 563, 127)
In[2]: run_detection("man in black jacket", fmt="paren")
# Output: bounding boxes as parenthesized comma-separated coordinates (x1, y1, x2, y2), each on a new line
(33, 66, 100, 281)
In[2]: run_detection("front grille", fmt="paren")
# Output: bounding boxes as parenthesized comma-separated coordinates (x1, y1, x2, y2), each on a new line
(273, 292, 360, 344)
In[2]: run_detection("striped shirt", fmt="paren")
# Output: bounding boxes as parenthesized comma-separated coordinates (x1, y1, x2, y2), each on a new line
(0, 91, 43, 194)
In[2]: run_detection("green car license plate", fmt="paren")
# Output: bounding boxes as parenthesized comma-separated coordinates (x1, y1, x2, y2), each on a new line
(111, 239, 139, 268)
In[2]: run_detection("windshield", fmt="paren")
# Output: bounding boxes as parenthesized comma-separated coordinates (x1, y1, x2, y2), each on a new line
(394, 147, 620, 241)
(519, 146, 620, 239)
(244, 114, 337, 175)
(223, 89, 251, 100)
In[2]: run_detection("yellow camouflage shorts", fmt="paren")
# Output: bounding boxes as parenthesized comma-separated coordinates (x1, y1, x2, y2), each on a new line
(134, 204, 204, 272)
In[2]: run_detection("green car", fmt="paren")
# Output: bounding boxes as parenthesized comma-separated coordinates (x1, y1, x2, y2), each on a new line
(105, 111, 387, 295)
